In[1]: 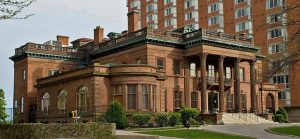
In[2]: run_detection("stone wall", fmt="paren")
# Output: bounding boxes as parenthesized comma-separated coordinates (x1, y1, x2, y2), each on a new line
(0, 123, 115, 139)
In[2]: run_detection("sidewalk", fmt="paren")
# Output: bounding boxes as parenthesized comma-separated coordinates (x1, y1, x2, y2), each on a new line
(200, 123, 299, 139)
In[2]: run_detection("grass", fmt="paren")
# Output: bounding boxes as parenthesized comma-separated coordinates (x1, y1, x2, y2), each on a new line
(270, 126, 300, 137)
(137, 129, 253, 139)
(125, 127, 180, 131)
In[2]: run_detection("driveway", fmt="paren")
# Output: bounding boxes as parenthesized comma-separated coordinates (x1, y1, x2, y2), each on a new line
(201, 123, 299, 139)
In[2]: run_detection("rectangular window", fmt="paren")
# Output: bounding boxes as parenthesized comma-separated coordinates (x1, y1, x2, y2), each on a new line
(268, 43, 286, 54)
(225, 67, 231, 79)
(174, 91, 182, 109)
(48, 69, 60, 76)
(22, 68, 26, 80)
(186, 23, 199, 30)
(173, 60, 181, 75)
(235, 0, 246, 4)
(239, 68, 245, 81)
(278, 91, 286, 99)
(190, 63, 196, 77)
(146, 4, 157, 12)
(227, 92, 233, 110)
(208, 65, 215, 77)
(241, 94, 246, 110)
(14, 100, 18, 108)
(127, 84, 137, 110)
(21, 97, 24, 113)
(156, 58, 165, 70)
(268, 28, 286, 39)
(208, 16, 219, 25)
(191, 92, 198, 108)
(165, 18, 177, 27)
(165, 8, 171, 16)
(142, 85, 149, 109)
(185, 12, 193, 20)
(235, 21, 252, 32)
(208, 3, 219, 13)
(235, 7, 250, 18)
(266, 0, 284, 9)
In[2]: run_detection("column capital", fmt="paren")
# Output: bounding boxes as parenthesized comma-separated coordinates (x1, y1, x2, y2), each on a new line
(199, 53, 208, 59)
(234, 58, 241, 63)
(218, 55, 225, 62)
(249, 59, 257, 65)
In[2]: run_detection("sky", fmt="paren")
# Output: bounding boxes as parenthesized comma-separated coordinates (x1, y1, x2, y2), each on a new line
(0, 0, 128, 108)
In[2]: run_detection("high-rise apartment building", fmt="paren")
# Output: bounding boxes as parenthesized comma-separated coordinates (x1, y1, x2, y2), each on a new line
(127, 0, 300, 107)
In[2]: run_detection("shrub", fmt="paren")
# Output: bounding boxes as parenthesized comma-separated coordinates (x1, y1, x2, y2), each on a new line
(179, 108, 199, 127)
(104, 102, 128, 129)
(168, 112, 181, 127)
(273, 114, 284, 123)
(155, 113, 169, 127)
(132, 113, 151, 128)
(276, 107, 288, 123)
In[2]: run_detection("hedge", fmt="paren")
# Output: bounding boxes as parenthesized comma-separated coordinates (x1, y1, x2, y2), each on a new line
(0, 122, 115, 139)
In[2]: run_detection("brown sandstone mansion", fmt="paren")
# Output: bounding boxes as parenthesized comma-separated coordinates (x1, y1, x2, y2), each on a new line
(11, 0, 300, 123)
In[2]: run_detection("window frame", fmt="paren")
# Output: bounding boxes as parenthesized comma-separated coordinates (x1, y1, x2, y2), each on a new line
(173, 59, 181, 75)
(127, 84, 137, 110)
(156, 57, 165, 70)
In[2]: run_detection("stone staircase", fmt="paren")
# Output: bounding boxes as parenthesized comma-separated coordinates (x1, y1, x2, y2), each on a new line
(222, 113, 275, 124)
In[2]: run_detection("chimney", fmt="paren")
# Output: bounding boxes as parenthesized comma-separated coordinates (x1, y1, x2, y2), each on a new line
(94, 26, 104, 45)
(57, 35, 69, 46)
(127, 10, 139, 33)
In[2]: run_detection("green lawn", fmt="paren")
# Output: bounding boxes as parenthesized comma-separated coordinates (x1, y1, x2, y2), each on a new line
(137, 129, 253, 139)
(270, 126, 300, 137)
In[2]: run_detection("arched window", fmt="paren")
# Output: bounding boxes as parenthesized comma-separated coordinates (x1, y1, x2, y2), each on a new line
(41, 93, 50, 114)
(58, 90, 67, 113)
(77, 86, 88, 112)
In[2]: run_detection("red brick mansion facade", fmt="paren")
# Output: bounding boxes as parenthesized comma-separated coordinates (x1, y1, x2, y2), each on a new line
(10, 11, 279, 123)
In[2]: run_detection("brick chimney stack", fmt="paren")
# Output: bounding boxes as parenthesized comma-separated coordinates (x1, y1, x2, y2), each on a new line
(127, 10, 139, 33)
(57, 35, 69, 46)
(94, 26, 104, 45)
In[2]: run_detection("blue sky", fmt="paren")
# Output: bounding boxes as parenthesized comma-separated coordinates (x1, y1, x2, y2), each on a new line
(0, 0, 127, 108)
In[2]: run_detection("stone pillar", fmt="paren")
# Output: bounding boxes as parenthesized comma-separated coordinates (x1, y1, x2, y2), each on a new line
(218, 56, 226, 113)
(250, 60, 257, 113)
(200, 53, 208, 114)
(149, 85, 153, 112)
(184, 58, 190, 107)
(234, 58, 241, 113)
(123, 84, 128, 111)
(137, 84, 142, 111)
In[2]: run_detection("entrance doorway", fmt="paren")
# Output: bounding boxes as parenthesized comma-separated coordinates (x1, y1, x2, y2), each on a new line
(208, 91, 219, 113)
(266, 93, 275, 113)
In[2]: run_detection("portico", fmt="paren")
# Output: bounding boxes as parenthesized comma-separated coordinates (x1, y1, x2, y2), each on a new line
(183, 49, 258, 114)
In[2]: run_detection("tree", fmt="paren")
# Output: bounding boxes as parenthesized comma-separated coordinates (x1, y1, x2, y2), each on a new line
(0, 89, 8, 124)
(258, 2, 300, 81)
(0, 0, 36, 20)
(104, 102, 128, 129)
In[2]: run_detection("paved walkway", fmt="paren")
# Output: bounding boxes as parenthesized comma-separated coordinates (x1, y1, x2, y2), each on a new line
(201, 123, 300, 139)
(117, 124, 300, 139)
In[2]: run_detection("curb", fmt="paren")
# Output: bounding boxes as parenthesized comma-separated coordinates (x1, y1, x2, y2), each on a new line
(265, 127, 300, 138)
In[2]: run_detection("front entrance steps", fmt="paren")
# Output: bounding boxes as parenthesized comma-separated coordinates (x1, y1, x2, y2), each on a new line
(222, 113, 275, 124)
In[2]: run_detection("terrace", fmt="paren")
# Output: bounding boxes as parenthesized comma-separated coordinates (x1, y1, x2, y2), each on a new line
(11, 42, 85, 61)
(92, 27, 256, 56)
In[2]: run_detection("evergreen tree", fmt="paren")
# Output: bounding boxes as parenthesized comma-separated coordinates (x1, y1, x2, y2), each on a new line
(0, 89, 8, 124)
